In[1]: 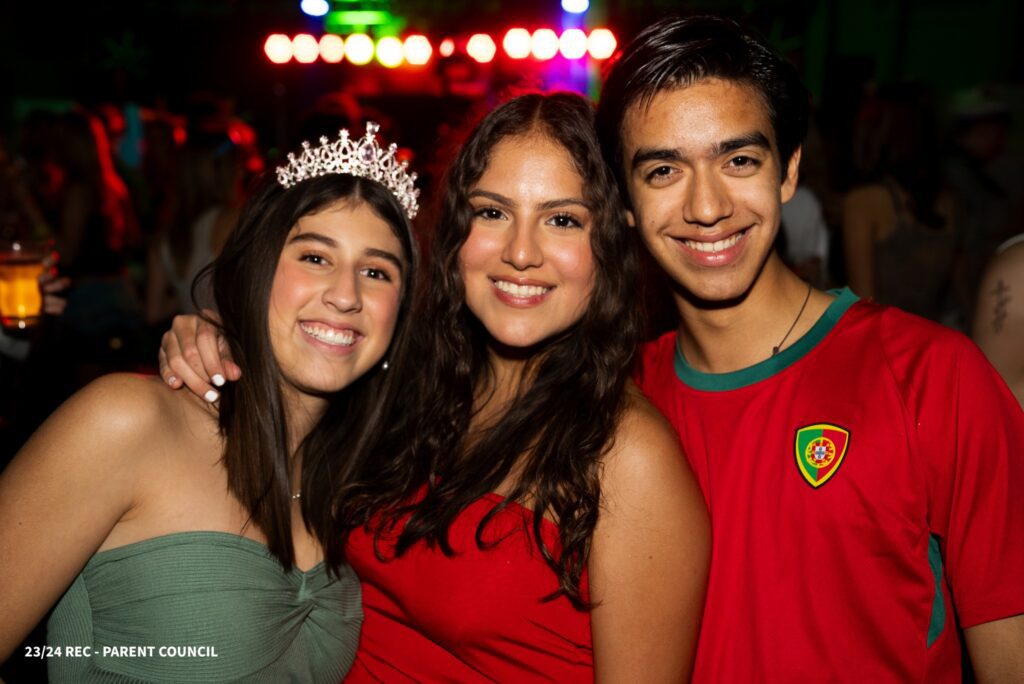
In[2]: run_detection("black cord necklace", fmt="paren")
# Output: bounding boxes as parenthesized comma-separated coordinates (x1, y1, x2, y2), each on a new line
(771, 283, 813, 357)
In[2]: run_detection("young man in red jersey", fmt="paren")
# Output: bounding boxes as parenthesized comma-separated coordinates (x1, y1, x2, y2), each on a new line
(596, 14, 1024, 682)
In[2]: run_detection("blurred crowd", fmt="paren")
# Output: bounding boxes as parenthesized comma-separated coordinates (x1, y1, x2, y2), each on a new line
(1, 80, 1022, 461)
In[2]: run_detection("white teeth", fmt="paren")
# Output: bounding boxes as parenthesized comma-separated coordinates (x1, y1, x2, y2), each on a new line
(683, 231, 745, 253)
(300, 323, 356, 346)
(493, 280, 550, 297)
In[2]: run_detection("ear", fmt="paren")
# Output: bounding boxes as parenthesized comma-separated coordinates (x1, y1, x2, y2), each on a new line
(780, 146, 802, 203)
(625, 208, 637, 228)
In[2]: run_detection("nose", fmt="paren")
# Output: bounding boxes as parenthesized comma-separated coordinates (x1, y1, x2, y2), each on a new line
(323, 269, 362, 313)
(500, 222, 544, 270)
(683, 167, 734, 228)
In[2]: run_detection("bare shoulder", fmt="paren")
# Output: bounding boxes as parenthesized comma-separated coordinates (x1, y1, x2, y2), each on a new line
(19, 373, 193, 471)
(987, 240, 1024, 284)
(600, 382, 688, 496)
(61, 373, 180, 434)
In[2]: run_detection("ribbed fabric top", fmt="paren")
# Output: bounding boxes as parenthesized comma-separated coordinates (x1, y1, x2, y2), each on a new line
(47, 531, 362, 683)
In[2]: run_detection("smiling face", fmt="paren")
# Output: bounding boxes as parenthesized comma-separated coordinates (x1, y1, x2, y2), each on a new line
(268, 199, 404, 405)
(621, 78, 799, 304)
(458, 132, 595, 350)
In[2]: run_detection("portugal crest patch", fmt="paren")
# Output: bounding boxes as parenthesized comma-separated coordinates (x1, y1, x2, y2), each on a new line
(795, 424, 850, 488)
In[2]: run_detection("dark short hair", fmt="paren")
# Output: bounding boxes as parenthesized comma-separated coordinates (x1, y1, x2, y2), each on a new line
(596, 13, 809, 196)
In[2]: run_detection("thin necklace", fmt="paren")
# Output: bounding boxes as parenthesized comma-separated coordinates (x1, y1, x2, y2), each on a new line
(771, 283, 813, 357)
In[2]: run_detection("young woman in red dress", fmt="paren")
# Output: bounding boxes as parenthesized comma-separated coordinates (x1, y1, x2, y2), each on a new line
(159, 93, 709, 682)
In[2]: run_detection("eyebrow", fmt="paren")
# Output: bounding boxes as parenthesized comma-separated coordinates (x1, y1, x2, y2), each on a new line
(365, 248, 404, 273)
(630, 132, 773, 170)
(468, 189, 589, 212)
(288, 232, 405, 273)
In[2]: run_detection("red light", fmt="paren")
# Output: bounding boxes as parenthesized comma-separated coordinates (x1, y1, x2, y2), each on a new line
(559, 28, 588, 59)
(404, 35, 432, 65)
(264, 34, 293, 64)
(502, 28, 531, 59)
(292, 34, 319, 63)
(439, 38, 455, 57)
(531, 29, 559, 60)
(319, 34, 344, 63)
(466, 33, 496, 63)
(587, 28, 617, 60)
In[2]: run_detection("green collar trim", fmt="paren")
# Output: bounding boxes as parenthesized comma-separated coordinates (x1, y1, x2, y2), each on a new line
(674, 288, 859, 391)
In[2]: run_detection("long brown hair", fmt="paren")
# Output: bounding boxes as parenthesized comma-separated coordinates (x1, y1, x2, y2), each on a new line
(204, 172, 419, 573)
(341, 93, 641, 607)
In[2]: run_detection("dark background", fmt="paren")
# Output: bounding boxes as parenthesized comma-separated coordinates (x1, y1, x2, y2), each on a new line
(1, 1, 1020, 681)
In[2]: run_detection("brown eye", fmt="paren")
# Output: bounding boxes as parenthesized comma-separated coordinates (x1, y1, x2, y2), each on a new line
(547, 213, 583, 229)
(474, 207, 505, 221)
(360, 267, 392, 282)
(300, 252, 328, 266)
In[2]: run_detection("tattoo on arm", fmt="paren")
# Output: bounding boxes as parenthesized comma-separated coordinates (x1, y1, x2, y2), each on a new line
(992, 279, 1010, 334)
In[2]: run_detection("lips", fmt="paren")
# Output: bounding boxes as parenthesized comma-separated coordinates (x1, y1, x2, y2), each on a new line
(490, 278, 553, 306)
(671, 227, 750, 267)
(299, 321, 360, 348)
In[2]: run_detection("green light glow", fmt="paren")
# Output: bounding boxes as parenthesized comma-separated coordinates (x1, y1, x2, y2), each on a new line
(328, 10, 391, 26)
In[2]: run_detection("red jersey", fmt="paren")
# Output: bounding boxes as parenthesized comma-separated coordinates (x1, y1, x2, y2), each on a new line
(636, 289, 1024, 682)
(345, 494, 592, 682)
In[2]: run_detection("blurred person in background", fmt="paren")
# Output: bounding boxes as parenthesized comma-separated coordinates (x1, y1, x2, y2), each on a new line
(842, 85, 961, 326)
(49, 108, 146, 379)
(946, 87, 1024, 315)
(780, 182, 830, 287)
(146, 126, 244, 322)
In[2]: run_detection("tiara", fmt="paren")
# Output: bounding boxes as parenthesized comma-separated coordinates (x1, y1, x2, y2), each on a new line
(276, 122, 420, 220)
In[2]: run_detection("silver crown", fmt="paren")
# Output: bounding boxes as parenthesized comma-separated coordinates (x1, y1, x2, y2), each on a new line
(276, 122, 420, 220)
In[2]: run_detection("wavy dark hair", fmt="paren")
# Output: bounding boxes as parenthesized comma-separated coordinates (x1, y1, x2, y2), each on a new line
(340, 92, 642, 608)
(201, 172, 418, 575)
(596, 13, 810, 201)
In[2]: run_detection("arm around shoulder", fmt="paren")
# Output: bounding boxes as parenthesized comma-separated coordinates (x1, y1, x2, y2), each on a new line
(589, 390, 709, 683)
(0, 374, 163, 661)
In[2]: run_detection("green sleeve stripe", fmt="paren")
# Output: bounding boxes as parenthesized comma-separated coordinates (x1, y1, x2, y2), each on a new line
(927, 534, 947, 647)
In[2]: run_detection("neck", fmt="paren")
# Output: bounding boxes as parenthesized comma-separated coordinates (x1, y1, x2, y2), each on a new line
(674, 255, 832, 374)
(279, 385, 328, 455)
(472, 341, 538, 431)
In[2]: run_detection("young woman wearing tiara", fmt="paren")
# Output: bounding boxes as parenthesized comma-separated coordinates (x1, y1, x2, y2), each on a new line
(160, 93, 709, 681)
(0, 123, 419, 683)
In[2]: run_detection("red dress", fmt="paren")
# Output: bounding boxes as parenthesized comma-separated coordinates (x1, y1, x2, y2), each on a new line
(345, 493, 593, 682)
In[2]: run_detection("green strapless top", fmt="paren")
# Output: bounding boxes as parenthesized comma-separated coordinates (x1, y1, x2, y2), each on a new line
(47, 531, 362, 683)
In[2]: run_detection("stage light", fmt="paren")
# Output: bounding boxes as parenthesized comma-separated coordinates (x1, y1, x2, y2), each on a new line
(439, 38, 455, 57)
(502, 28, 531, 59)
(319, 34, 344, 63)
(559, 28, 587, 59)
(561, 0, 589, 13)
(292, 34, 319, 63)
(345, 33, 375, 65)
(264, 34, 293, 64)
(300, 0, 329, 17)
(587, 28, 617, 59)
(403, 35, 432, 65)
(531, 29, 559, 60)
(466, 33, 496, 63)
(376, 36, 404, 68)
